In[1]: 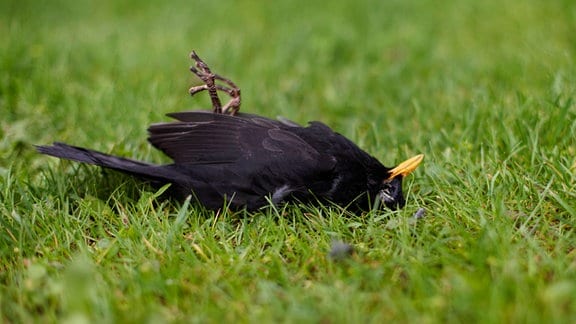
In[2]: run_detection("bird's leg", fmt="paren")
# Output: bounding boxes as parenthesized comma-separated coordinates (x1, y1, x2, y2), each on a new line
(214, 74, 241, 115)
(189, 51, 222, 113)
(189, 51, 241, 115)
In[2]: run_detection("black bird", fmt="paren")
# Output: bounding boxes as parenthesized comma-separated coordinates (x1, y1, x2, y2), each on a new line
(37, 52, 423, 211)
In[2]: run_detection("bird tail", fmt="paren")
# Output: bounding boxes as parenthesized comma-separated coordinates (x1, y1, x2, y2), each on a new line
(36, 142, 181, 184)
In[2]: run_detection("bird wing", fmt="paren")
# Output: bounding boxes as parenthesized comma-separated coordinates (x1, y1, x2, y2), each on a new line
(147, 111, 340, 209)
(147, 111, 320, 165)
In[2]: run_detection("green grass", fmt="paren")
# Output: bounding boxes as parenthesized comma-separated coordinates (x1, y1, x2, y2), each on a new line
(1, 0, 575, 322)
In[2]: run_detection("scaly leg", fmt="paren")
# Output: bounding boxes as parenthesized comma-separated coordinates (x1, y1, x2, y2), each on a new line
(189, 51, 241, 115)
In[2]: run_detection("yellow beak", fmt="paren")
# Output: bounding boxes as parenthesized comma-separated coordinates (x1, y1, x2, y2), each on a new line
(388, 154, 424, 179)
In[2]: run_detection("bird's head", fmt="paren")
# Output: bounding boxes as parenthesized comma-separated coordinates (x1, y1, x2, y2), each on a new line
(378, 154, 424, 210)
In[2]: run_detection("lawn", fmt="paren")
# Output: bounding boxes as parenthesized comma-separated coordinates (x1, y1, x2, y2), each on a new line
(1, 0, 575, 322)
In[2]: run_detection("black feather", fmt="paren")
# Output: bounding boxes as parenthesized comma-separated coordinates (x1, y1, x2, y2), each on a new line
(37, 111, 405, 211)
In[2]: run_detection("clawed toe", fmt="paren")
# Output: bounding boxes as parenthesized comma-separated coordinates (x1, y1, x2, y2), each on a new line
(189, 51, 241, 115)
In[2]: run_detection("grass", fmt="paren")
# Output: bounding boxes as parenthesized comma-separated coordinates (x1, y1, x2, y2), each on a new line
(1, 0, 575, 322)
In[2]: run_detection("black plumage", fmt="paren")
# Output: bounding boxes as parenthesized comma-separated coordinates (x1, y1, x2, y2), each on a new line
(37, 111, 422, 211)
(37, 51, 423, 212)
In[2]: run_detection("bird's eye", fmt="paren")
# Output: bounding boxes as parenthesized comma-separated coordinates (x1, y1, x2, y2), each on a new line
(379, 183, 394, 203)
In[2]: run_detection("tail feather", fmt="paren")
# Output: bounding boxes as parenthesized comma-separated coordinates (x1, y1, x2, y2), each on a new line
(36, 142, 180, 183)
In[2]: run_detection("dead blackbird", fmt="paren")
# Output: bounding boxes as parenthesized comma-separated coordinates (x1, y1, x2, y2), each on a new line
(37, 52, 423, 211)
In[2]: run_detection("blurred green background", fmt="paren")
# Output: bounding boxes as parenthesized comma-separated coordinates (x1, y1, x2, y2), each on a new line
(3, 0, 573, 159)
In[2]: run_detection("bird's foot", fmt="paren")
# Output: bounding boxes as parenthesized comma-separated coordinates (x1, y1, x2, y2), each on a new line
(189, 51, 241, 115)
